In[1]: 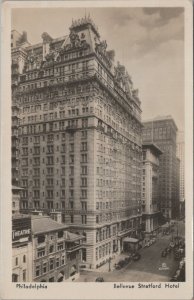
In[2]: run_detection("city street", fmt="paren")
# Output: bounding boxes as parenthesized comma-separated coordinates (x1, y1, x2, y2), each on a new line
(76, 221, 185, 282)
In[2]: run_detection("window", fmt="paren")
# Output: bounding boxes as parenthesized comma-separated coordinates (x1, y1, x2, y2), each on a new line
(58, 231, 63, 238)
(47, 156, 54, 165)
(37, 235, 45, 244)
(70, 166, 74, 176)
(81, 189, 87, 199)
(96, 215, 99, 224)
(70, 215, 74, 223)
(49, 245, 54, 253)
(61, 190, 65, 197)
(49, 258, 54, 270)
(23, 270, 26, 282)
(81, 166, 87, 175)
(61, 167, 65, 175)
(15, 257, 18, 266)
(33, 190, 40, 198)
(81, 178, 87, 187)
(81, 142, 87, 151)
(70, 143, 74, 152)
(56, 258, 60, 268)
(62, 155, 65, 164)
(82, 118, 88, 128)
(43, 263, 47, 274)
(81, 201, 87, 210)
(69, 155, 74, 163)
(23, 255, 26, 263)
(81, 215, 87, 224)
(57, 242, 64, 250)
(47, 200, 53, 209)
(47, 190, 53, 199)
(47, 167, 53, 175)
(61, 255, 65, 265)
(37, 248, 45, 257)
(81, 154, 87, 163)
(36, 265, 40, 277)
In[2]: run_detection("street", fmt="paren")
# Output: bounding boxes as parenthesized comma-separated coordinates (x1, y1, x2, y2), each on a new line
(76, 221, 185, 282)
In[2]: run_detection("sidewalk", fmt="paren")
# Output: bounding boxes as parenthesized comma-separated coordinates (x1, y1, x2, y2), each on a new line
(90, 253, 130, 273)
(93, 234, 168, 273)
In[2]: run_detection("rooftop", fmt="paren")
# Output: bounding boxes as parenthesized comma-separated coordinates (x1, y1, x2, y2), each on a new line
(142, 142, 163, 155)
(31, 215, 68, 234)
(143, 115, 178, 131)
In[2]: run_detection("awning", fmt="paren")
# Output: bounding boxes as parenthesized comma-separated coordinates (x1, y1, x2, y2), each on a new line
(57, 272, 64, 280)
(123, 237, 139, 243)
(70, 265, 76, 275)
(161, 224, 169, 228)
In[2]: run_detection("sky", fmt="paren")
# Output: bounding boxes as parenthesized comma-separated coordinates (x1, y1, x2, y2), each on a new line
(12, 7, 184, 131)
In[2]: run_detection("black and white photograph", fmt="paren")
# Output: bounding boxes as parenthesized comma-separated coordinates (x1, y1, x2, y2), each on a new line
(0, 1, 193, 299)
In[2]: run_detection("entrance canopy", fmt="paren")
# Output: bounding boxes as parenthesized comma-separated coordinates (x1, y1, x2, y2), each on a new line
(123, 237, 139, 244)
(161, 223, 169, 229)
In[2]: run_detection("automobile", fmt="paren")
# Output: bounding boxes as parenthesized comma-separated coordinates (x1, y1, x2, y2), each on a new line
(144, 240, 151, 247)
(124, 257, 130, 263)
(166, 247, 171, 254)
(114, 263, 122, 270)
(170, 270, 181, 282)
(132, 252, 141, 261)
(161, 250, 167, 257)
(95, 277, 104, 282)
(169, 242, 175, 248)
(118, 259, 126, 268)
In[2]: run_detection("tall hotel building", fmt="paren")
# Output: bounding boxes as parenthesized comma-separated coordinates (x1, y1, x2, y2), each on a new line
(143, 116, 179, 220)
(11, 16, 142, 268)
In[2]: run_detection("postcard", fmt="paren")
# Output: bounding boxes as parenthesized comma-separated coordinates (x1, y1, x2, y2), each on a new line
(0, 0, 193, 299)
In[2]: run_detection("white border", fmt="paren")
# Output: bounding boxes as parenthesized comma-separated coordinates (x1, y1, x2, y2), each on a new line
(1, 1, 193, 299)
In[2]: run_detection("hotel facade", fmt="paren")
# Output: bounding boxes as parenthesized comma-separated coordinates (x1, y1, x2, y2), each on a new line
(11, 16, 142, 268)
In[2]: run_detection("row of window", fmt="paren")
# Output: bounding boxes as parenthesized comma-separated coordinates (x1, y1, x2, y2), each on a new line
(21, 188, 87, 200)
(21, 151, 87, 166)
(21, 177, 88, 187)
(14, 255, 26, 266)
(35, 256, 65, 277)
(21, 166, 87, 177)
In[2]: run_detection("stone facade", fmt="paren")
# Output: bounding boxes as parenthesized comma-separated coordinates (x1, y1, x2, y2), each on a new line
(11, 16, 142, 268)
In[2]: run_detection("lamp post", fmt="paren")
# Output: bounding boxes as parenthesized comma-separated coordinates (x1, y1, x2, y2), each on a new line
(108, 257, 111, 272)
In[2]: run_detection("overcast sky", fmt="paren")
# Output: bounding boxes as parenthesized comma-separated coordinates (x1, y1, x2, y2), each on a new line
(12, 7, 184, 131)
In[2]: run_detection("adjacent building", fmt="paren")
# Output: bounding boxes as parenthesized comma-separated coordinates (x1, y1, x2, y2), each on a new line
(32, 215, 84, 282)
(12, 214, 84, 282)
(143, 116, 179, 220)
(176, 131, 185, 218)
(12, 215, 33, 282)
(141, 143, 162, 234)
(11, 16, 143, 268)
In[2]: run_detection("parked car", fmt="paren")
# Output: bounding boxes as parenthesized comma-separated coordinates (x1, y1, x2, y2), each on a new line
(161, 250, 167, 257)
(95, 277, 104, 282)
(114, 263, 122, 270)
(132, 252, 141, 261)
(118, 259, 126, 268)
